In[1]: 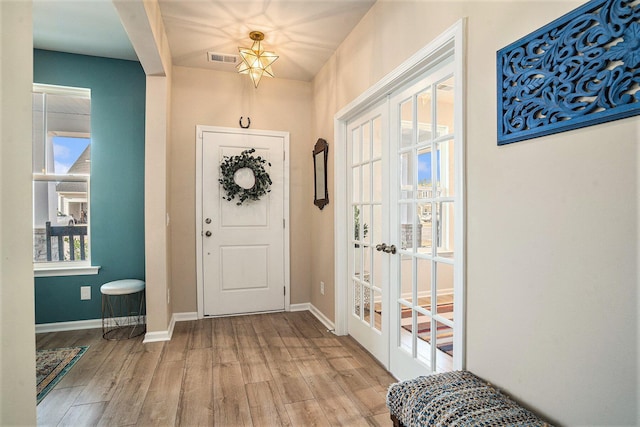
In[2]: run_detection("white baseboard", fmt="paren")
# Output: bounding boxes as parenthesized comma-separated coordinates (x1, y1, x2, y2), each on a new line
(35, 308, 338, 341)
(289, 303, 310, 312)
(142, 329, 172, 343)
(173, 312, 198, 322)
(143, 312, 197, 343)
(36, 318, 102, 334)
(290, 302, 335, 332)
(308, 304, 336, 331)
(36, 312, 198, 339)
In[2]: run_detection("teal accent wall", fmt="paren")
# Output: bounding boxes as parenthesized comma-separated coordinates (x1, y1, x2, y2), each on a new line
(34, 50, 146, 324)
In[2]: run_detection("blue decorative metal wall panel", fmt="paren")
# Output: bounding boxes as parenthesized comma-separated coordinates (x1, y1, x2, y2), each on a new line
(497, 0, 640, 145)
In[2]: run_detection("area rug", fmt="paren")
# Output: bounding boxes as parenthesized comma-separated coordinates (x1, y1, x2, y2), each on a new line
(374, 300, 455, 356)
(36, 346, 88, 404)
(400, 304, 454, 357)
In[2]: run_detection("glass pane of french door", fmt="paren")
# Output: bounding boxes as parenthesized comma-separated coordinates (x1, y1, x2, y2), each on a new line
(348, 105, 389, 366)
(391, 62, 458, 378)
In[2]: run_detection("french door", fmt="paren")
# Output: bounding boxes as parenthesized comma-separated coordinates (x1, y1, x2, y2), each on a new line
(347, 103, 389, 366)
(389, 59, 462, 379)
(346, 55, 463, 380)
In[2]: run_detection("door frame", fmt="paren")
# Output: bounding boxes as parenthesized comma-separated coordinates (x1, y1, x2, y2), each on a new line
(333, 19, 467, 370)
(195, 125, 291, 319)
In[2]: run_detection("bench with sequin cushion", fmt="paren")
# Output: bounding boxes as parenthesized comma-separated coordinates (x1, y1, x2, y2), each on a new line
(387, 371, 553, 427)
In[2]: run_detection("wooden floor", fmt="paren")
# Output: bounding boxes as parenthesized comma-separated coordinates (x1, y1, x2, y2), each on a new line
(36, 311, 397, 426)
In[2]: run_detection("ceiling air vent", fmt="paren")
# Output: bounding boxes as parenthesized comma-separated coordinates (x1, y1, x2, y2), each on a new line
(207, 52, 239, 65)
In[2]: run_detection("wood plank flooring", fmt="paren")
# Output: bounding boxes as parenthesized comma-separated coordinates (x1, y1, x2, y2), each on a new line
(36, 311, 396, 426)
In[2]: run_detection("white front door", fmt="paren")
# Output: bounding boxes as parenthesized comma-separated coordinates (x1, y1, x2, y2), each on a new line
(198, 128, 288, 316)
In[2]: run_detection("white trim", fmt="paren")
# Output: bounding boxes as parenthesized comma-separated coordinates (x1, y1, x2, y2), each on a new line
(290, 303, 336, 332)
(289, 303, 310, 312)
(36, 307, 336, 346)
(142, 329, 172, 343)
(196, 128, 204, 318)
(308, 304, 336, 331)
(33, 173, 89, 182)
(195, 126, 290, 319)
(35, 318, 101, 333)
(34, 264, 100, 277)
(333, 118, 349, 336)
(452, 17, 467, 371)
(334, 18, 467, 370)
(33, 83, 90, 98)
(142, 311, 197, 343)
(48, 131, 91, 139)
(283, 136, 291, 312)
(173, 311, 198, 322)
(401, 289, 454, 300)
(36, 311, 198, 340)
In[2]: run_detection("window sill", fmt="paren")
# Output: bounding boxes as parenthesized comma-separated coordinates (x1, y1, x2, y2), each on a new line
(34, 264, 101, 278)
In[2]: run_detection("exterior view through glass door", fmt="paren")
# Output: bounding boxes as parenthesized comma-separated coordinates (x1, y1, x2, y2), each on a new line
(348, 104, 389, 366)
(390, 58, 461, 379)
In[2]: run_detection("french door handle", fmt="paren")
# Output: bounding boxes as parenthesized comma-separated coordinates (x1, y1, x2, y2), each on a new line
(376, 243, 396, 254)
(383, 244, 397, 254)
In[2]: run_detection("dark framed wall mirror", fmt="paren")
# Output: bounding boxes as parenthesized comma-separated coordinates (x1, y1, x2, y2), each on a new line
(313, 138, 329, 210)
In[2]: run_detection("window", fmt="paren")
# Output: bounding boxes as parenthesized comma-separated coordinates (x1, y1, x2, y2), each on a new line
(32, 84, 98, 275)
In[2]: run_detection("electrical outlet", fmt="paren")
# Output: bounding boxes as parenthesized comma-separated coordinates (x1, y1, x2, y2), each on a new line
(320, 281, 325, 295)
(80, 286, 91, 300)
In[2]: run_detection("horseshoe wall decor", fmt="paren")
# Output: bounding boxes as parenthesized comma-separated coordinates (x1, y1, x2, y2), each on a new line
(239, 117, 251, 129)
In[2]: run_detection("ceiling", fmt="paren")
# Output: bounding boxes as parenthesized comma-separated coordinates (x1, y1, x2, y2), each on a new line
(33, 0, 376, 82)
(33, 1, 139, 62)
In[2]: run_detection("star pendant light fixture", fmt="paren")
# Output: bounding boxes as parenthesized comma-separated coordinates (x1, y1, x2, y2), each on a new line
(237, 31, 278, 88)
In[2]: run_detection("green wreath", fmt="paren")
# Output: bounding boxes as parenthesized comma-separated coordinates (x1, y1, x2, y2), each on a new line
(219, 148, 272, 205)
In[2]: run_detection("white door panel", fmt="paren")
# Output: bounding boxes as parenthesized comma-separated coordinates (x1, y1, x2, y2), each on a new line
(389, 59, 460, 380)
(347, 103, 389, 367)
(200, 130, 286, 316)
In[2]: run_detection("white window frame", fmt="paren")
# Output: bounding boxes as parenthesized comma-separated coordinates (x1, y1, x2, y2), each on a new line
(32, 83, 100, 277)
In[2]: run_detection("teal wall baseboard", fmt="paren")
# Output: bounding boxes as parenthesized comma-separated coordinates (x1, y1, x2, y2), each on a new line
(35, 318, 102, 334)
(35, 312, 199, 336)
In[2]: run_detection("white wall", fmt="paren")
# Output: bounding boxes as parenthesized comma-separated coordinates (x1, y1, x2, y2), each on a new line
(115, 0, 174, 335)
(0, 1, 37, 424)
(312, 1, 638, 425)
(145, 74, 172, 333)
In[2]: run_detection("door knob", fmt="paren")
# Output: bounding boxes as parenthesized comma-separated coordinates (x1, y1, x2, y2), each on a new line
(205, 231, 212, 237)
(375, 243, 387, 252)
(383, 244, 397, 254)
(205, 218, 212, 224)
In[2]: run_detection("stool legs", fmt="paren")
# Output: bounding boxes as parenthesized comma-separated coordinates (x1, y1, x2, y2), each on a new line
(101, 290, 146, 340)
